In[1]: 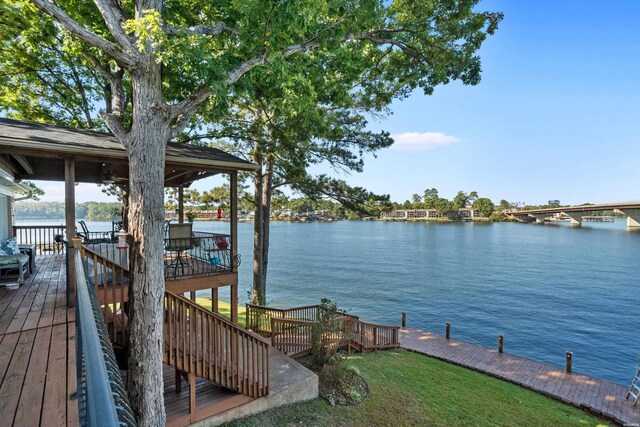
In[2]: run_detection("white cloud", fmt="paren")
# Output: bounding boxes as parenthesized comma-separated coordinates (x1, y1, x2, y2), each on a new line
(390, 132, 460, 151)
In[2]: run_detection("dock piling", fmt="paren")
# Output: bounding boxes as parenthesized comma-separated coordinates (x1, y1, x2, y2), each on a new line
(401, 312, 406, 328)
(445, 322, 450, 339)
(566, 351, 572, 373)
(498, 334, 504, 353)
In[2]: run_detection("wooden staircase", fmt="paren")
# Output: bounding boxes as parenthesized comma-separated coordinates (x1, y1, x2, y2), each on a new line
(163, 291, 269, 399)
(80, 245, 270, 411)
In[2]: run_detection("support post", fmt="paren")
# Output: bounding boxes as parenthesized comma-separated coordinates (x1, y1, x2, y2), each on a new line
(178, 186, 184, 224)
(190, 291, 196, 302)
(529, 213, 546, 224)
(211, 288, 218, 313)
(65, 159, 76, 307)
(445, 322, 450, 339)
(230, 284, 238, 324)
(619, 208, 640, 228)
(566, 351, 572, 373)
(562, 211, 584, 227)
(188, 372, 196, 422)
(498, 334, 504, 353)
(401, 312, 406, 328)
(230, 172, 238, 273)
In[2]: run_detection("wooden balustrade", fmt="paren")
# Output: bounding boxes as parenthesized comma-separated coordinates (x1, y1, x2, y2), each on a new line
(164, 292, 269, 398)
(80, 245, 129, 347)
(345, 318, 400, 351)
(246, 304, 321, 335)
(13, 225, 66, 254)
(270, 318, 316, 357)
(263, 304, 399, 356)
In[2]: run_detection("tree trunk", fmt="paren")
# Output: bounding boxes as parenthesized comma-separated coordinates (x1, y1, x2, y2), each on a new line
(259, 155, 274, 299)
(251, 151, 265, 305)
(251, 151, 275, 306)
(125, 67, 168, 427)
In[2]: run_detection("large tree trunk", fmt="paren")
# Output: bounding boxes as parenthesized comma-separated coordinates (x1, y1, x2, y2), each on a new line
(251, 151, 275, 306)
(125, 67, 168, 427)
(251, 151, 265, 305)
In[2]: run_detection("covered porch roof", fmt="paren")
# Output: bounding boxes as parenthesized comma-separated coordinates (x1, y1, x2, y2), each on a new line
(0, 118, 256, 187)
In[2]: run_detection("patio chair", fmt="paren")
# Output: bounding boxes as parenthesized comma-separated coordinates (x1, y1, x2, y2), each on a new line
(165, 223, 194, 277)
(77, 220, 112, 244)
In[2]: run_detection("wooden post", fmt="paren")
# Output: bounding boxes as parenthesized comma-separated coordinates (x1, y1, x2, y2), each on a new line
(65, 159, 76, 307)
(190, 291, 196, 302)
(566, 351, 572, 373)
(188, 372, 196, 422)
(498, 334, 504, 353)
(230, 284, 238, 324)
(230, 172, 238, 274)
(178, 186, 184, 224)
(401, 312, 406, 328)
(211, 288, 218, 313)
(445, 322, 450, 339)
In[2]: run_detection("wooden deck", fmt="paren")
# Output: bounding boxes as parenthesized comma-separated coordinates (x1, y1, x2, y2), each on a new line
(0, 254, 78, 427)
(400, 328, 639, 425)
(122, 365, 253, 427)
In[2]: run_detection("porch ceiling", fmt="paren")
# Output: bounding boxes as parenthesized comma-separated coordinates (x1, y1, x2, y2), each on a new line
(0, 118, 257, 187)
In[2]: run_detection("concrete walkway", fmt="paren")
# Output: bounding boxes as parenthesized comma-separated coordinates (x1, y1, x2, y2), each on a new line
(400, 328, 639, 426)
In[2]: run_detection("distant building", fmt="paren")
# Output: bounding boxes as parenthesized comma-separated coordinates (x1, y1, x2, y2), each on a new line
(381, 209, 442, 219)
(458, 206, 480, 218)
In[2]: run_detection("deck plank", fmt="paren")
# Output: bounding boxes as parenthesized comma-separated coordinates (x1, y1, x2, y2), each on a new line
(0, 329, 36, 425)
(41, 320, 69, 427)
(14, 326, 52, 426)
(400, 328, 639, 425)
(0, 255, 78, 427)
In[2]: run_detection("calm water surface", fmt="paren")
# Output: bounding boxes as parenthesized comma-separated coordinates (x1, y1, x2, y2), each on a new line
(20, 218, 639, 384)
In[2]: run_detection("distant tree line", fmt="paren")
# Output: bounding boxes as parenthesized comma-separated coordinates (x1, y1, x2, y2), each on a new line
(15, 201, 121, 221)
(392, 189, 503, 218)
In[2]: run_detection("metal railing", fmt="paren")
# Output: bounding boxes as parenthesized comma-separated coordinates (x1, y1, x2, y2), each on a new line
(164, 231, 240, 279)
(74, 249, 136, 426)
(13, 225, 66, 254)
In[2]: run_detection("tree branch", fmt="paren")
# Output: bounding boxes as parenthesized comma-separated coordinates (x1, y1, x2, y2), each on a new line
(28, 0, 136, 68)
(92, 0, 133, 50)
(164, 22, 238, 37)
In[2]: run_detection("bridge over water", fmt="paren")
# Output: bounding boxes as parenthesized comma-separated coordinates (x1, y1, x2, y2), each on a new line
(509, 202, 640, 228)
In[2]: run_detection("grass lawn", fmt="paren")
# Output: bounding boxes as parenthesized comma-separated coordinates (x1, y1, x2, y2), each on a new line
(225, 349, 608, 427)
(195, 297, 246, 327)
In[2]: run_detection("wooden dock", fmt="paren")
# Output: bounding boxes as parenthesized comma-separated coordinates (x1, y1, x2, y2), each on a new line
(0, 254, 78, 427)
(400, 328, 639, 425)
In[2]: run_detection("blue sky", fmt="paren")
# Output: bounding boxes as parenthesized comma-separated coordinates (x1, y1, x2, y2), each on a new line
(36, 0, 640, 205)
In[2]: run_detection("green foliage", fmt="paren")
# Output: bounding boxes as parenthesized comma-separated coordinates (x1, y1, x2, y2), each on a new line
(13, 201, 119, 220)
(309, 298, 349, 369)
(473, 197, 495, 217)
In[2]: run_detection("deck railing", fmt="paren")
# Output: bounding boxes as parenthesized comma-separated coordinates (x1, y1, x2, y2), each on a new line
(344, 318, 400, 351)
(74, 248, 136, 426)
(248, 303, 398, 356)
(245, 303, 358, 336)
(81, 231, 239, 280)
(163, 291, 269, 398)
(164, 231, 239, 279)
(80, 245, 129, 347)
(13, 225, 66, 254)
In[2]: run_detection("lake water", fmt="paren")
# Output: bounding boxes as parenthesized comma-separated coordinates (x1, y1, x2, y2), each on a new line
(18, 218, 640, 385)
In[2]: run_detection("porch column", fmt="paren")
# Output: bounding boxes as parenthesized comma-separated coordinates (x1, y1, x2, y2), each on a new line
(178, 186, 184, 223)
(230, 172, 238, 324)
(211, 288, 218, 313)
(65, 159, 76, 306)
